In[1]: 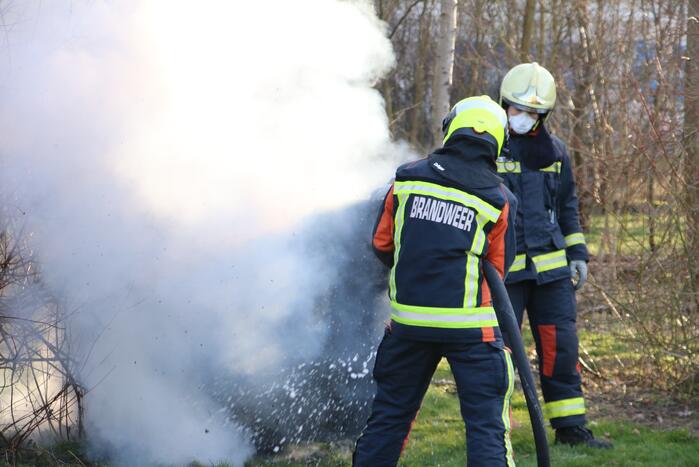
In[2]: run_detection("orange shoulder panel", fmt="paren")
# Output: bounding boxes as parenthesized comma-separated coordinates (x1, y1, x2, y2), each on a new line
(372, 185, 395, 253)
(485, 200, 509, 278)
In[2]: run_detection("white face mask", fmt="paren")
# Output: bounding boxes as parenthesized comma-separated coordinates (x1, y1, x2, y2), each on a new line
(509, 112, 538, 134)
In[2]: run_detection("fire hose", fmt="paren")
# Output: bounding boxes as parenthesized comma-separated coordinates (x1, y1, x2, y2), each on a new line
(483, 261, 551, 467)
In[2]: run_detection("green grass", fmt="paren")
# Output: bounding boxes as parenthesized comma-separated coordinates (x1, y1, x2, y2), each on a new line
(5, 308, 696, 467)
(583, 210, 684, 257)
(246, 314, 699, 466)
(248, 356, 699, 466)
(399, 375, 699, 467)
(585, 211, 645, 257)
(5, 351, 696, 467)
(0, 440, 106, 467)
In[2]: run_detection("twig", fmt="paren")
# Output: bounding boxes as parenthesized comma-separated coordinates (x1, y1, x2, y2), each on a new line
(68, 449, 87, 466)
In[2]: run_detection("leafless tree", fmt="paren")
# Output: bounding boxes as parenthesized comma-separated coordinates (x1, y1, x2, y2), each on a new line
(430, 0, 458, 146)
(377, 0, 698, 397)
(0, 204, 83, 463)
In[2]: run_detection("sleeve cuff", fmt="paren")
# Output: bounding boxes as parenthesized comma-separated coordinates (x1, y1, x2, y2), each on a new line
(566, 244, 589, 262)
(564, 232, 586, 248)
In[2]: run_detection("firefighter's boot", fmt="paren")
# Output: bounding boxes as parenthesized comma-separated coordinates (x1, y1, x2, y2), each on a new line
(555, 425, 613, 449)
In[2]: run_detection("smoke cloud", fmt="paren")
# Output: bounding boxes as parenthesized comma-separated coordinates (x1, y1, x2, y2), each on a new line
(0, 1, 409, 465)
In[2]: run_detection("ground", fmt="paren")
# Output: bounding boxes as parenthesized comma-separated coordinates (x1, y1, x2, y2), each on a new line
(5, 284, 696, 467)
(246, 305, 699, 467)
(7, 317, 696, 467)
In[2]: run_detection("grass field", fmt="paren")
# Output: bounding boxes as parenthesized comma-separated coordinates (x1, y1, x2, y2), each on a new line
(246, 360, 699, 467)
(4, 364, 696, 467)
(6, 310, 692, 467)
(4, 321, 695, 464)
(246, 314, 699, 467)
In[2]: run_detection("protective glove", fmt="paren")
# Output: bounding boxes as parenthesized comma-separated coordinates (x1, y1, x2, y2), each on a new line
(570, 260, 588, 291)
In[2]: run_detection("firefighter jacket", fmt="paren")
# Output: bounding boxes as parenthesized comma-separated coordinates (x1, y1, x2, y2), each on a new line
(371, 138, 517, 344)
(497, 127, 589, 285)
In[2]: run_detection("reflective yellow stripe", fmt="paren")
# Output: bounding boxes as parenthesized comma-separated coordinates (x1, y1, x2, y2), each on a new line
(545, 397, 586, 419)
(502, 350, 515, 466)
(510, 254, 526, 272)
(390, 303, 499, 329)
(540, 161, 562, 173)
(531, 249, 568, 273)
(389, 193, 409, 301)
(497, 160, 521, 173)
(470, 213, 488, 255)
(496, 160, 561, 174)
(464, 253, 479, 308)
(565, 232, 586, 247)
(394, 180, 501, 223)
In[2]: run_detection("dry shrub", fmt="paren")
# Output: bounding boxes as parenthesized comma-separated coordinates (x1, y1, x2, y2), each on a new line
(0, 209, 83, 462)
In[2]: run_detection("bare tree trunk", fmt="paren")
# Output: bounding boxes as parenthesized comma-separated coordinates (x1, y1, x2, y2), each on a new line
(648, 171, 656, 253)
(537, 0, 546, 62)
(549, 0, 562, 73)
(686, 0, 699, 298)
(409, 1, 431, 149)
(465, 0, 486, 98)
(568, 3, 594, 231)
(382, 79, 394, 131)
(430, 0, 458, 147)
(520, 0, 537, 60)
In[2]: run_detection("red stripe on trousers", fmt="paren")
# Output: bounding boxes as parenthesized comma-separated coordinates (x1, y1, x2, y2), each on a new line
(538, 324, 557, 377)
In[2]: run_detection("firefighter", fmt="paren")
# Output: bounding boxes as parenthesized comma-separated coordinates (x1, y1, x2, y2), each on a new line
(497, 62, 612, 448)
(353, 96, 518, 467)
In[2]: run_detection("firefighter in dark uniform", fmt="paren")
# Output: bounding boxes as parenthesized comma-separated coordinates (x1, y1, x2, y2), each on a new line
(353, 96, 519, 467)
(497, 62, 612, 448)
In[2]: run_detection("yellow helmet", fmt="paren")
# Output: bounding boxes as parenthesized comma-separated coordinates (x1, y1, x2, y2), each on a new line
(441, 95, 508, 156)
(500, 62, 556, 115)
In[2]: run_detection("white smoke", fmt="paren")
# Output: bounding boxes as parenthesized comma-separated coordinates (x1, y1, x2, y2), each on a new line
(0, 1, 406, 465)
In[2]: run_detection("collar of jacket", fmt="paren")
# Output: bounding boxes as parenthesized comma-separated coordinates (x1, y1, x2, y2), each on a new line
(508, 122, 558, 170)
(427, 136, 503, 189)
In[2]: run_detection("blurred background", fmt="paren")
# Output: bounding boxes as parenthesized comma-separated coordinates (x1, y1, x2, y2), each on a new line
(0, 1, 697, 465)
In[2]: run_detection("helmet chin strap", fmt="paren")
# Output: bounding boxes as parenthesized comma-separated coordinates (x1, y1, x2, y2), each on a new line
(531, 119, 542, 132)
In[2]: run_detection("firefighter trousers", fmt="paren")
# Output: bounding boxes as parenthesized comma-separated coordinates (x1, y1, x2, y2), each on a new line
(505, 278, 586, 429)
(353, 329, 515, 467)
